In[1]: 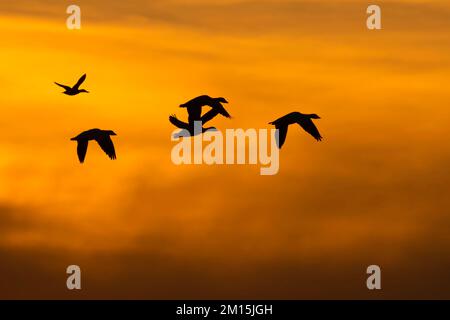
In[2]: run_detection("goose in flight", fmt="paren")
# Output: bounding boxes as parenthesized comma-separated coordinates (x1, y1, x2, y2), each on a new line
(269, 112, 323, 149)
(71, 129, 117, 163)
(55, 74, 89, 95)
(169, 111, 218, 137)
(180, 95, 231, 124)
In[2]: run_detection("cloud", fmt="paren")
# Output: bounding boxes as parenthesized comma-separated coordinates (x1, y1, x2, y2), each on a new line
(1, 0, 449, 35)
(0, 0, 449, 299)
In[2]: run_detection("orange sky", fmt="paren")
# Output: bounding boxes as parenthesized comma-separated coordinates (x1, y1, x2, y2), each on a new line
(0, 0, 450, 299)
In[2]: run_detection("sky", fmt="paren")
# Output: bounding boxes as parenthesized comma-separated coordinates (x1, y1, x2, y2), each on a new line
(0, 0, 450, 299)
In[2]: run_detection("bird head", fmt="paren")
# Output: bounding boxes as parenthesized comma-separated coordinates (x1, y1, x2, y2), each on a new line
(173, 130, 191, 139)
(310, 114, 321, 119)
(216, 97, 228, 104)
(204, 127, 218, 133)
(80, 89, 89, 93)
(107, 130, 117, 136)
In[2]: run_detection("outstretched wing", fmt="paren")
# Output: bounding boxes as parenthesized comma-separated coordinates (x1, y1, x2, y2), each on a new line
(73, 74, 87, 89)
(55, 82, 71, 91)
(169, 115, 189, 130)
(298, 119, 322, 141)
(95, 135, 117, 160)
(201, 109, 220, 124)
(210, 101, 231, 118)
(77, 140, 88, 163)
(275, 125, 288, 149)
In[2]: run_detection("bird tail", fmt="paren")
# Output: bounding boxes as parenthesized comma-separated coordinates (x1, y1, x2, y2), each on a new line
(70, 137, 77, 141)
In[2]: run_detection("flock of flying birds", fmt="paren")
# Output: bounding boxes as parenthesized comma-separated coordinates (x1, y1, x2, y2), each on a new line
(56, 74, 323, 163)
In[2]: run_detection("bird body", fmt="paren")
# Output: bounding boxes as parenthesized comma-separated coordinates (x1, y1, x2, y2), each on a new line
(270, 112, 322, 149)
(180, 95, 231, 124)
(71, 129, 117, 163)
(55, 74, 89, 95)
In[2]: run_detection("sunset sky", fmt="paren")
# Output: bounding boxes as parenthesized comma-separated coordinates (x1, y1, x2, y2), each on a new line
(0, 0, 450, 299)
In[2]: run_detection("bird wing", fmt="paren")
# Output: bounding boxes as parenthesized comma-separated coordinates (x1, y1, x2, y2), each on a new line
(298, 119, 323, 141)
(73, 74, 87, 89)
(187, 106, 202, 122)
(200, 109, 220, 124)
(55, 82, 71, 91)
(210, 101, 231, 118)
(275, 125, 288, 149)
(169, 115, 189, 130)
(77, 140, 88, 163)
(95, 135, 117, 160)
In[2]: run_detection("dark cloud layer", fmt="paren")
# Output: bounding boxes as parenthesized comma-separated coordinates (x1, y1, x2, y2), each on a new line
(1, 140, 450, 299)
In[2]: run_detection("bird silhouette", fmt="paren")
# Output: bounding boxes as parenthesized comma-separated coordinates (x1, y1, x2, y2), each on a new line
(55, 74, 89, 95)
(269, 112, 323, 149)
(180, 95, 231, 124)
(70, 129, 117, 163)
(169, 113, 217, 137)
